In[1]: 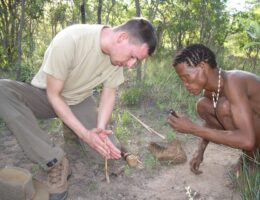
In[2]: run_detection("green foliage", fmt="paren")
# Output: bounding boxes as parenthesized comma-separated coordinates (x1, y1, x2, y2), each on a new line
(245, 21, 260, 48)
(123, 166, 133, 176)
(121, 111, 132, 126)
(1, 0, 259, 80)
(50, 119, 62, 132)
(144, 154, 159, 169)
(114, 125, 130, 143)
(120, 86, 142, 106)
(31, 164, 41, 175)
(19, 64, 37, 82)
(0, 119, 6, 136)
(87, 180, 98, 192)
(233, 153, 260, 200)
(112, 110, 132, 144)
(165, 130, 176, 143)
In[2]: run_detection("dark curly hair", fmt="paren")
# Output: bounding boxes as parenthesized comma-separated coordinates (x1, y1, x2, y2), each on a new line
(173, 44, 217, 69)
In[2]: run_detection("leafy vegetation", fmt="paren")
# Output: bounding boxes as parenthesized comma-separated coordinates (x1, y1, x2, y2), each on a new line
(230, 153, 260, 200)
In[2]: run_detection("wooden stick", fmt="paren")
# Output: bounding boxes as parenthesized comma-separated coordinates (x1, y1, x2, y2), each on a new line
(127, 111, 165, 139)
(104, 139, 110, 183)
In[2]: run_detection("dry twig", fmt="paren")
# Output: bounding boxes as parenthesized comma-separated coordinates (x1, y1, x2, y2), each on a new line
(104, 138, 110, 183)
(127, 111, 165, 140)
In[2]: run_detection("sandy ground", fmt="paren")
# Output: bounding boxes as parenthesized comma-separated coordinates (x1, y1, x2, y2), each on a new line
(0, 121, 241, 200)
(0, 122, 239, 200)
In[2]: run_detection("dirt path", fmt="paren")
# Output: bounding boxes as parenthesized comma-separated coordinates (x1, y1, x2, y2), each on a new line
(0, 124, 240, 200)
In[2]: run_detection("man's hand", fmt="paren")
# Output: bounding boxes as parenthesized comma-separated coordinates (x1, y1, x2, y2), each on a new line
(167, 112, 194, 133)
(189, 151, 203, 175)
(99, 130, 122, 160)
(81, 128, 121, 160)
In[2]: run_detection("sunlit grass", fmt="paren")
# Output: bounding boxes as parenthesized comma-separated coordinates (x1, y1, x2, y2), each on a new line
(238, 153, 260, 200)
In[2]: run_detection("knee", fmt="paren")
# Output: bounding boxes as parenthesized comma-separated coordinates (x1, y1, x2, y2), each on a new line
(0, 79, 14, 100)
(196, 97, 211, 119)
(216, 97, 231, 117)
(0, 79, 9, 99)
(0, 79, 11, 93)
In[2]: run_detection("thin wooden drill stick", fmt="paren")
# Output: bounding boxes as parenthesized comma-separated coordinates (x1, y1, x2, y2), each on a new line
(104, 138, 110, 183)
(127, 111, 165, 140)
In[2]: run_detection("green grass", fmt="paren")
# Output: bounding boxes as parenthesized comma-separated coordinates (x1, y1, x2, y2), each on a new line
(144, 154, 159, 169)
(112, 109, 133, 144)
(230, 152, 260, 200)
(31, 164, 41, 175)
(87, 180, 98, 192)
(123, 166, 133, 176)
(165, 130, 176, 142)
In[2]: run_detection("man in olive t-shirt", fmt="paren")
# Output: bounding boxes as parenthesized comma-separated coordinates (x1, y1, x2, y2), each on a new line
(0, 18, 157, 200)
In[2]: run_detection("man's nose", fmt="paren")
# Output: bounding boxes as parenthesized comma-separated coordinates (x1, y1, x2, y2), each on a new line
(184, 82, 190, 88)
(127, 58, 137, 68)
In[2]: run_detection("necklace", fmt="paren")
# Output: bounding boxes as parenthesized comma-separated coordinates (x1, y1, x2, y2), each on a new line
(212, 68, 221, 109)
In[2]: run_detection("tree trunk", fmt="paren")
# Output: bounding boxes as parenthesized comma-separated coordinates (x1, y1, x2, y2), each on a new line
(135, 0, 141, 17)
(105, 0, 115, 24)
(29, 18, 34, 57)
(16, 0, 25, 80)
(0, 0, 9, 57)
(97, 0, 102, 24)
(10, 0, 19, 65)
(80, 0, 86, 24)
(135, 0, 142, 85)
(252, 46, 259, 71)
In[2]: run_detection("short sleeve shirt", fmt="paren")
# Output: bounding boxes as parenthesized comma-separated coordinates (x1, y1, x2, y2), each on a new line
(31, 24, 124, 105)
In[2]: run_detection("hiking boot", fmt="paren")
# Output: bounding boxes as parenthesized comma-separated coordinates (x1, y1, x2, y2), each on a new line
(47, 157, 71, 200)
(148, 140, 187, 164)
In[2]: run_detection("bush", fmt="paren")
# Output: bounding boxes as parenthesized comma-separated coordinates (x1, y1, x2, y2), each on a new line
(120, 86, 142, 106)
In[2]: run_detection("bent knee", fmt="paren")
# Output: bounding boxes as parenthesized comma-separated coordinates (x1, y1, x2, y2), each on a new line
(196, 97, 212, 118)
(0, 79, 18, 100)
(0, 79, 14, 92)
(216, 97, 231, 117)
(0, 79, 11, 99)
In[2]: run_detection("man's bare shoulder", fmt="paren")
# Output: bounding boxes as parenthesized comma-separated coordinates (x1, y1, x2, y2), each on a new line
(226, 70, 260, 86)
(225, 70, 260, 99)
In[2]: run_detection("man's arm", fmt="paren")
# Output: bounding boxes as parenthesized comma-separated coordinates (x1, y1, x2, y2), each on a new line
(46, 74, 112, 158)
(168, 116, 254, 151)
(97, 86, 121, 158)
(189, 139, 209, 174)
(97, 87, 117, 129)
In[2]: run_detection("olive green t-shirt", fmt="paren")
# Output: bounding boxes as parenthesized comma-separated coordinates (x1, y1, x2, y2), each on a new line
(31, 24, 124, 105)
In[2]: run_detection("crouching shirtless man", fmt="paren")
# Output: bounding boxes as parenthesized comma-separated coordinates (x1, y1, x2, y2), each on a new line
(168, 44, 260, 175)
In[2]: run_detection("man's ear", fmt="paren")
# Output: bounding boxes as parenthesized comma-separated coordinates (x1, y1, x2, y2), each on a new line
(198, 61, 210, 70)
(117, 32, 129, 43)
(198, 61, 210, 75)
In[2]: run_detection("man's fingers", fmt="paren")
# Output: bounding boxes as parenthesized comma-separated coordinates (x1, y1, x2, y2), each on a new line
(105, 139, 121, 159)
(96, 145, 110, 158)
(190, 164, 203, 175)
(189, 159, 203, 175)
(190, 166, 198, 174)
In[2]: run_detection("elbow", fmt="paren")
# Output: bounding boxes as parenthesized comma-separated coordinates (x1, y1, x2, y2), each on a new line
(241, 139, 255, 151)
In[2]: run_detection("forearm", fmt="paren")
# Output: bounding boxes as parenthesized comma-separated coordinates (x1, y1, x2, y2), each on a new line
(97, 87, 116, 129)
(197, 139, 209, 154)
(191, 124, 253, 150)
(48, 93, 89, 139)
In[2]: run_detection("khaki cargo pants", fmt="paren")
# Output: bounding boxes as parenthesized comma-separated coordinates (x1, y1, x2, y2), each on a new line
(0, 79, 120, 170)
